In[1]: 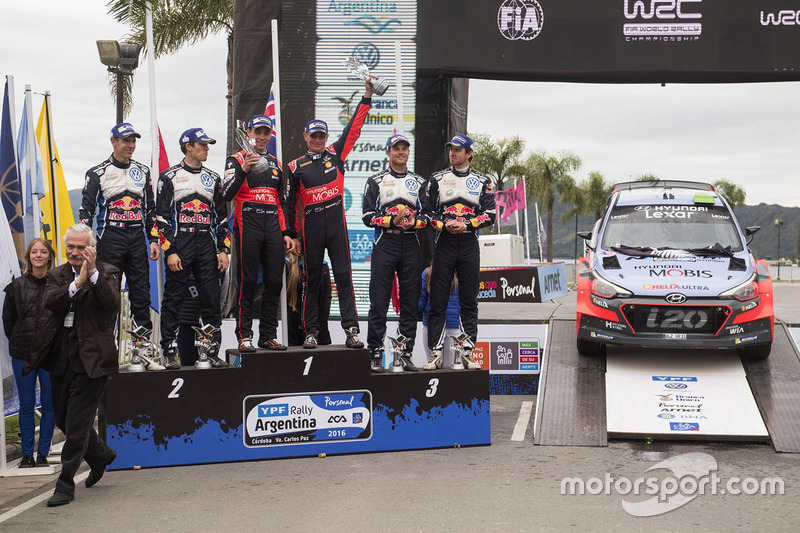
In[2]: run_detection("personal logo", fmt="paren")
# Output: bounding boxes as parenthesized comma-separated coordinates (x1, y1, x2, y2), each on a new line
(351, 42, 380, 69)
(497, 0, 544, 41)
(200, 173, 214, 188)
(405, 178, 419, 191)
(466, 177, 480, 190)
(665, 293, 686, 304)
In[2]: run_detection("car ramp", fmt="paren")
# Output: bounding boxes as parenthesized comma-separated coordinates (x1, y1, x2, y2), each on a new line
(534, 320, 800, 451)
(741, 322, 800, 453)
(533, 319, 607, 446)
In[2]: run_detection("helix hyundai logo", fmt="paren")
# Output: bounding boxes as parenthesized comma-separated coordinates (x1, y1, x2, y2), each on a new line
(665, 293, 687, 304)
(497, 0, 544, 41)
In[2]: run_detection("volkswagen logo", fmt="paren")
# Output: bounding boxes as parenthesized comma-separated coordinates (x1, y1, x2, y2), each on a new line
(665, 293, 687, 304)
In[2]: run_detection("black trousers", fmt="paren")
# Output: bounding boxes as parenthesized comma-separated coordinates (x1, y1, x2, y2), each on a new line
(301, 202, 358, 334)
(428, 232, 480, 350)
(97, 225, 152, 329)
(233, 215, 284, 341)
(367, 232, 421, 352)
(50, 367, 114, 496)
(160, 234, 221, 350)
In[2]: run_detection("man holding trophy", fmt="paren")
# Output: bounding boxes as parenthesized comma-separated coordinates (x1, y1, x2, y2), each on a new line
(285, 67, 382, 350)
(224, 115, 296, 352)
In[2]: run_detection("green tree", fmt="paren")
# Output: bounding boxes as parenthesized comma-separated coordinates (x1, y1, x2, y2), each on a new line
(582, 171, 613, 220)
(712, 179, 746, 209)
(524, 150, 582, 261)
(469, 133, 526, 234)
(636, 174, 659, 182)
(106, 0, 233, 139)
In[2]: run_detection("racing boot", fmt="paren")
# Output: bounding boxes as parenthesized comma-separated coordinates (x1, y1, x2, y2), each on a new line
(238, 338, 257, 353)
(345, 327, 364, 349)
(423, 349, 443, 371)
(303, 333, 318, 349)
(163, 344, 181, 370)
(370, 347, 385, 373)
(397, 350, 419, 372)
(259, 338, 288, 351)
(207, 344, 229, 368)
(460, 347, 482, 370)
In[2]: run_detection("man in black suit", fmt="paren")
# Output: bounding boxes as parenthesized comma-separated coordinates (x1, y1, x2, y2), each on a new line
(29, 223, 121, 507)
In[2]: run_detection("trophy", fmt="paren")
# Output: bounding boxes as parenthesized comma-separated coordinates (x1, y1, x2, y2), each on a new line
(234, 120, 271, 173)
(193, 322, 221, 369)
(342, 56, 390, 96)
(449, 332, 474, 370)
(388, 334, 408, 373)
(127, 326, 164, 372)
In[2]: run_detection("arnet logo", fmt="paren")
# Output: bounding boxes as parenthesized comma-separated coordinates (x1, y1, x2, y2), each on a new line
(560, 452, 784, 516)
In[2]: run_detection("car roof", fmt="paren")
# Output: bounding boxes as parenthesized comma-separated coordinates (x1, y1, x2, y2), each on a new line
(611, 180, 723, 208)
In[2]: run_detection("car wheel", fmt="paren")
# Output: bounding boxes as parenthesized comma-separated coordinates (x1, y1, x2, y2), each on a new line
(737, 343, 772, 360)
(577, 339, 605, 357)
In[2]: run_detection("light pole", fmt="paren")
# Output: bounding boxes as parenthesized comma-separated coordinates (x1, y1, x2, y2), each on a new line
(96, 40, 141, 124)
(775, 218, 784, 279)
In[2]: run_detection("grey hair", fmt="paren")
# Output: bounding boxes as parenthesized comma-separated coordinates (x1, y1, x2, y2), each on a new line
(63, 223, 97, 246)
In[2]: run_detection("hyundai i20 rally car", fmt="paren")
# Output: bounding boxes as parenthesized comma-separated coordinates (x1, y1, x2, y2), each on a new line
(576, 180, 773, 359)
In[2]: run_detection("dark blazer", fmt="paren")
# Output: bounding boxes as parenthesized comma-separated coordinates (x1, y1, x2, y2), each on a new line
(27, 261, 121, 379)
(3, 272, 50, 360)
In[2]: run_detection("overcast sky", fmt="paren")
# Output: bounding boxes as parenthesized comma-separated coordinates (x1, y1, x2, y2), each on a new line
(2, 1, 798, 206)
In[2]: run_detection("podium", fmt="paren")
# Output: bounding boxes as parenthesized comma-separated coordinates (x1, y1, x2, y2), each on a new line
(105, 346, 490, 469)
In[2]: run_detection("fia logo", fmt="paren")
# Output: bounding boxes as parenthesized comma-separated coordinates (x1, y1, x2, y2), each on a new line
(497, 0, 544, 41)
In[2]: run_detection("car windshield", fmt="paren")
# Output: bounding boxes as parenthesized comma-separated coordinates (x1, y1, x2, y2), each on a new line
(601, 204, 744, 252)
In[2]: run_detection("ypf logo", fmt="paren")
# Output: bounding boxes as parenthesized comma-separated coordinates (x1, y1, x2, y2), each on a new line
(497, 0, 544, 41)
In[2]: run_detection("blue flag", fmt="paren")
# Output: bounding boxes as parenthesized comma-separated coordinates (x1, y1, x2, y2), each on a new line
(16, 99, 45, 244)
(0, 80, 24, 263)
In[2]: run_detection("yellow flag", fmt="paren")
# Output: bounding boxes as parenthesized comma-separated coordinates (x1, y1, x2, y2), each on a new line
(36, 98, 74, 263)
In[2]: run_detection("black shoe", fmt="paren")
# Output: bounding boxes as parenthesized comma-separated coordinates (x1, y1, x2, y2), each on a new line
(85, 449, 117, 488)
(164, 346, 181, 370)
(36, 454, 49, 467)
(258, 338, 288, 351)
(46, 491, 73, 507)
(209, 355, 230, 368)
(398, 351, 419, 372)
(303, 333, 318, 349)
(370, 348, 385, 373)
(18, 455, 35, 468)
(238, 338, 257, 353)
(345, 327, 364, 349)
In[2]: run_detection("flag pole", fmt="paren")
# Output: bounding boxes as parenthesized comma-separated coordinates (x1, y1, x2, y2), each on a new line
(513, 179, 520, 237)
(394, 40, 404, 136)
(534, 201, 543, 262)
(523, 177, 531, 262)
(24, 87, 42, 243)
(42, 92, 61, 263)
(146, 1, 163, 335)
(272, 18, 289, 344)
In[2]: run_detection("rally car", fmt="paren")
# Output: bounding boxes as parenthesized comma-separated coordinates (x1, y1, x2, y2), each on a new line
(576, 180, 773, 359)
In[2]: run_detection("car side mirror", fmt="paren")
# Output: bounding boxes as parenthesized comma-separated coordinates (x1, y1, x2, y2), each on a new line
(745, 226, 760, 245)
(577, 230, 594, 250)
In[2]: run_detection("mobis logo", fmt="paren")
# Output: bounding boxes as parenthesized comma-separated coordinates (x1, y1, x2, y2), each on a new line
(623, 0, 702, 41)
(760, 10, 800, 26)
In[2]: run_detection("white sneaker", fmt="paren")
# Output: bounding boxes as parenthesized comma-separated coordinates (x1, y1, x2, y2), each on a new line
(461, 349, 481, 370)
(423, 349, 443, 371)
(139, 352, 165, 371)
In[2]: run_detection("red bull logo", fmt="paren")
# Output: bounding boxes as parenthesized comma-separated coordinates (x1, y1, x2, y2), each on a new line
(442, 203, 476, 217)
(108, 196, 143, 221)
(179, 213, 212, 225)
(180, 199, 212, 213)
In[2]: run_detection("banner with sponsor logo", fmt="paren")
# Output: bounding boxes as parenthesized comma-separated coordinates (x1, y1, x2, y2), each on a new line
(469, 323, 547, 375)
(316, 0, 418, 269)
(478, 264, 567, 303)
(419, 0, 800, 82)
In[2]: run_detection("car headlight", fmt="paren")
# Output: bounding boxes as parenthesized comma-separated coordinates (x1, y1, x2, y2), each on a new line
(591, 275, 632, 299)
(718, 274, 759, 301)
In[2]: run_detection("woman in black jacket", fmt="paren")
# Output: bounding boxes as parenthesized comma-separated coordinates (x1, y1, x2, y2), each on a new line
(3, 238, 56, 467)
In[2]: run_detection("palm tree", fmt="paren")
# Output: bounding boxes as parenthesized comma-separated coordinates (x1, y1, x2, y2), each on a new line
(524, 150, 582, 261)
(106, 1, 234, 145)
(560, 179, 587, 261)
(562, 171, 612, 260)
(712, 179, 746, 209)
(469, 133, 525, 234)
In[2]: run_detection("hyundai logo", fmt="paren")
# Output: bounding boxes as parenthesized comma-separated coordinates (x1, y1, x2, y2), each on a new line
(665, 293, 687, 304)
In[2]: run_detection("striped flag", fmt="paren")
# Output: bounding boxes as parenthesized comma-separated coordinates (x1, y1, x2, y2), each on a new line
(265, 87, 277, 156)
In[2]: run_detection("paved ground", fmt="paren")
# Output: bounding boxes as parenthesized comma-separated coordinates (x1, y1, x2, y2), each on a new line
(2, 283, 799, 531)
